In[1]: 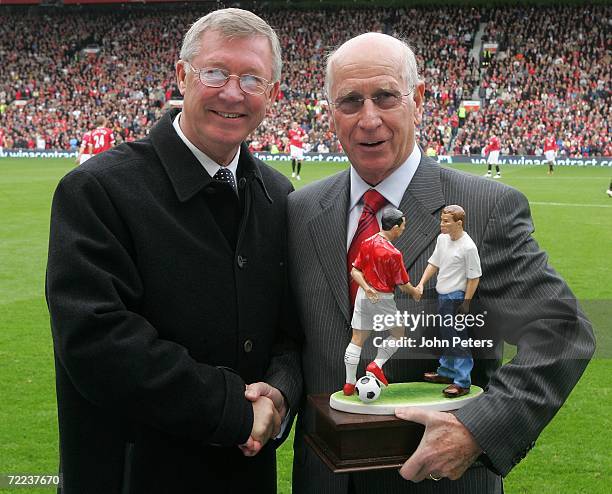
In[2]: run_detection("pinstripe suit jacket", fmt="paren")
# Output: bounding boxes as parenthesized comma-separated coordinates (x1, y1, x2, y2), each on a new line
(287, 154, 595, 494)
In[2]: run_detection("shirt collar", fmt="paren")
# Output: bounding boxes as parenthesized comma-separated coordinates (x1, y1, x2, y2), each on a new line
(349, 144, 421, 210)
(172, 111, 240, 179)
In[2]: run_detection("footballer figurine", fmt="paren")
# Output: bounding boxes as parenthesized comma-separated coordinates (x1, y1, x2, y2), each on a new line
(416, 205, 482, 398)
(343, 207, 419, 396)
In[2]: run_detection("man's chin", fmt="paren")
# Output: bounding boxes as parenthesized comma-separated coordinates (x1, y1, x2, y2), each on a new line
(351, 158, 397, 184)
(205, 128, 250, 148)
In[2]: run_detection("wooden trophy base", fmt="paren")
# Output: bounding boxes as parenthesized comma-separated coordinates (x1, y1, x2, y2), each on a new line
(304, 384, 482, 473)
(304, 394, 424, 473)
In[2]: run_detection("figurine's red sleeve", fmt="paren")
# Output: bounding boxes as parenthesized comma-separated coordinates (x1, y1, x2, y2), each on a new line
(353, 247, 364, 271)
(394, 252, 410, 286)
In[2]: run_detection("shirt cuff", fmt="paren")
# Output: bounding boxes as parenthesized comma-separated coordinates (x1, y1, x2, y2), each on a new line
(274, 407, 291, 440)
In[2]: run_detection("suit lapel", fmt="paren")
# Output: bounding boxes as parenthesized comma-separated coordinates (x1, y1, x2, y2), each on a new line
(395, 155, 446, 268)
(308, 171, 352, 323)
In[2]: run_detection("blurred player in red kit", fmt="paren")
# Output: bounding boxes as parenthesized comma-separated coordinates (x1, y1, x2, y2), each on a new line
(76, 127, 93, 165)
(483, 134, 501, 179)
(0, 127, 5, 156)
(543, 134, 558, 175)
(90, 116, 116, 155)
(288, 121, 305, 180)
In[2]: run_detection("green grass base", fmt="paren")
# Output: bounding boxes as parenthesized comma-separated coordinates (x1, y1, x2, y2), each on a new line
(332, 382, 483, 406)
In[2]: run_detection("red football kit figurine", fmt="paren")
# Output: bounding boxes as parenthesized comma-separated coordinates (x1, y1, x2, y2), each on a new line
(343, 207, 419, 395)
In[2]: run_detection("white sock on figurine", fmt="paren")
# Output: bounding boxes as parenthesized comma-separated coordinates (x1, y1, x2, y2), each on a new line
(344, 342, 362, 385)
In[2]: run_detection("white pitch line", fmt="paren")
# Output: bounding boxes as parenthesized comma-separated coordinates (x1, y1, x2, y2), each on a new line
(529, 201, 612, 208)
(510, 177, 610, 180)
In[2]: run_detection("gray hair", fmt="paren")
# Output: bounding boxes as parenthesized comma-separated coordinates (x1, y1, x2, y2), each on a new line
(180, 8, 282, 82)
(325, 33, 420, 99)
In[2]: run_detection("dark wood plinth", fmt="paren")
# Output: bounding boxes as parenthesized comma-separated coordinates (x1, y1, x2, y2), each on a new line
(304, 394, 425, 473)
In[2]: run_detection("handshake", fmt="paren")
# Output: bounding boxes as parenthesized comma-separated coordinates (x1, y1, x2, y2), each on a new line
(238, 382, 287, 457)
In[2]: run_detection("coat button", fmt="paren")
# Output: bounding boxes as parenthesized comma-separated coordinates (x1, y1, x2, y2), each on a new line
(244, 339, 253, 353)
(237, 255, 247, 268)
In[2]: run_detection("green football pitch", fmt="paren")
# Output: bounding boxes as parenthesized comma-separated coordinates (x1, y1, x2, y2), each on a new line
(0, 157, 610, 493)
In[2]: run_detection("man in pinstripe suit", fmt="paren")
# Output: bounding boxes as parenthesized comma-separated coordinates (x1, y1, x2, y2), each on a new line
(287, 33, 595, 493)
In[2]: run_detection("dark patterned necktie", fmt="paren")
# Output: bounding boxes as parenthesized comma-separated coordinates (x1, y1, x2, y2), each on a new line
(213, 167, 236, 191)
(347, 189, 388, 305)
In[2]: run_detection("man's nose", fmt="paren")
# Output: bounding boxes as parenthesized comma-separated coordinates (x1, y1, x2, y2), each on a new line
(218, 75, 245, 102)
(357, 99, 382, 130)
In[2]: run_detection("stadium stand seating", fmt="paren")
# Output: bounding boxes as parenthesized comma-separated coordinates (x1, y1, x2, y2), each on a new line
(0, 4, 609, 156)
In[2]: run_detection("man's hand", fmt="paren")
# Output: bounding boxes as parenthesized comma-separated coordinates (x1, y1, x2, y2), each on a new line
(239, 382, 286, 457)
(239, 396, 281, 457)
(252, 396, 281, 445)
(245, 382, 288, 419)
(395, 407, 482, 482)
(414, 284, 424, 302)
(458, 300, 471, 314)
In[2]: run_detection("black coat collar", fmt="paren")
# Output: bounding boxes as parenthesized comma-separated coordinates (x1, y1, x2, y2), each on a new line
(149, 109, 271, 203)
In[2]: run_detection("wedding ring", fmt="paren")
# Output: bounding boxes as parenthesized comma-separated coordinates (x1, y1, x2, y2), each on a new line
(428, 473, 442, 481)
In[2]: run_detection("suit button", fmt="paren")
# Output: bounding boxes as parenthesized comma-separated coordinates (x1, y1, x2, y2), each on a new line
(237, 255, 247, 268)
(244, 339, 253, 353)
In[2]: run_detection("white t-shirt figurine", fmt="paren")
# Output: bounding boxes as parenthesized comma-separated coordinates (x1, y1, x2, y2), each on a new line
(416, 205, 482, 398)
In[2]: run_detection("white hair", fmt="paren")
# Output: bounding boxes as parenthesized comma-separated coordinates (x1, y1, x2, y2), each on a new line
(180, 8, 282, 82)
(325, 33, 420, 98)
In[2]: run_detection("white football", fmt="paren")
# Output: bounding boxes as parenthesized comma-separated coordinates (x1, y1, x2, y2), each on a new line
(355, 375, 382, 403)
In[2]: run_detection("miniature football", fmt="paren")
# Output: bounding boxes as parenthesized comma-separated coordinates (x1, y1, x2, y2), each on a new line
(355, 375, 381, 403)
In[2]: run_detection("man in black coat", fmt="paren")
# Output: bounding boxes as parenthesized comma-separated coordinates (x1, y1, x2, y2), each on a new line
(46, 9, 300, 493)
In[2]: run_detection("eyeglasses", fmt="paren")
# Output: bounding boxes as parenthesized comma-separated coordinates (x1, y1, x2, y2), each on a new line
(330, 88, 414, 115)
(184, 62, 274, 96)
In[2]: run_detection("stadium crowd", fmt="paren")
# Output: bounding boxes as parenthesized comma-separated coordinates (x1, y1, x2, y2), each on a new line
(453, 6, 611, 157)
(0, 5, 609, 156)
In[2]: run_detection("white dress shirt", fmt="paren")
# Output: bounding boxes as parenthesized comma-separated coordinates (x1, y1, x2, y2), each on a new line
(347, 145, 421, 250)
(172, 112, 239, 190)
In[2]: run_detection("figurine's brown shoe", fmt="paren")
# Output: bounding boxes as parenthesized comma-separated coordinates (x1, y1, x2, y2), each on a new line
(423, 372, 453, 384)
(443, 384, 470, 398)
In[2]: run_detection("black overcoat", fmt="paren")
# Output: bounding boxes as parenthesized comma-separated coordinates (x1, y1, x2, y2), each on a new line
(46, 109, 301, 493)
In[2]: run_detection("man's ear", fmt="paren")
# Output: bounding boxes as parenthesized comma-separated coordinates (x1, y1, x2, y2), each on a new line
(267, 82, 280, 112)
(176, 61, 187, 96)
(413, 81, 425, 126)
(329, 107, 336, 133)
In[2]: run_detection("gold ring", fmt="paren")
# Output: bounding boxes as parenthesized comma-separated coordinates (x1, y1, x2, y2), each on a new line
(428, 473, 442, 481)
